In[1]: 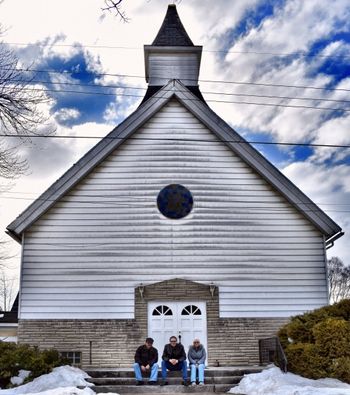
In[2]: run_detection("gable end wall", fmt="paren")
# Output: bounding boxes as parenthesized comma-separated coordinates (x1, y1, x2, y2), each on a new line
(19, 99, 328, 320)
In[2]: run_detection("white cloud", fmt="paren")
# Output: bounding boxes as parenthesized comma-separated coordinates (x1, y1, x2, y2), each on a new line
(1, 0, 349, 269)
(54, 108, 80, 123)
(283, 161, 350, 263)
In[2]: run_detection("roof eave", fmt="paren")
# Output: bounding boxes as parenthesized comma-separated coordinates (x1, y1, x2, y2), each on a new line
(170, 81, 343, 239)
(6, 79, 343, 243)
(6, 80, 179, 239)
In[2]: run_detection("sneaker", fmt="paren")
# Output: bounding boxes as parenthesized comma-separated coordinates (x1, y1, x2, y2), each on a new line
(148, 381, 157, 385)
(136, 381, 144, 386)
(182, 380, 189, 387)
(191, 382, 196, 386)
(160, 380, 168, 386)
(199, 382, 204, 386)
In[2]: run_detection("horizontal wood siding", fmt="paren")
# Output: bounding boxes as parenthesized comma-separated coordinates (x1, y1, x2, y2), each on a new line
(21, 99, 328, 319)
(148, 53, 199, 85)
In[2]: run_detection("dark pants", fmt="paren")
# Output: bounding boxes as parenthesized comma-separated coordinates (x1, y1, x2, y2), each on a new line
(161, 360, 188, 380)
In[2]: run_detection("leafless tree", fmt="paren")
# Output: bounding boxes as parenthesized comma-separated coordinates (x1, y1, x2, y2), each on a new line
(0, 45, 50, 137)
(0, 35, 53, 280)
(0, 41, 53, 179)
(0, 140, 27, 179)
(327, 256, 350, 303)
(0, 268, 16, 311)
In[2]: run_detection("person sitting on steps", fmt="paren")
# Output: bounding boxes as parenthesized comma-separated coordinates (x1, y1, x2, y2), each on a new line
(188, 338, 206, 386)
(133, 337, 158, 385)
(160, 335, 188, 386)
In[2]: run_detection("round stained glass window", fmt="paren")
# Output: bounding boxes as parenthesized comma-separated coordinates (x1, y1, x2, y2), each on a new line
(157, 184, 193, 219)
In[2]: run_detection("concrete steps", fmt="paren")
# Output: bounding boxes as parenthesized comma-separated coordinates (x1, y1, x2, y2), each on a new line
(85, 366, 262, 394)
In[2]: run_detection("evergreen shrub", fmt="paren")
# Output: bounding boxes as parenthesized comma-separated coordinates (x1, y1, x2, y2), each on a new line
(278, 299, 350, 383)
(0, 342, 68, 389)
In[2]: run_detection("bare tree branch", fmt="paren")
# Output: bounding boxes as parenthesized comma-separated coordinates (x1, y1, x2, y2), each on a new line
(327, 256, 350, 303)
(0, 45, 51, 138)
(101, 0, 130, 22)
(0, 25, 55, 181)
(0, 140, 28, 178)
(0, 268, 16, 311)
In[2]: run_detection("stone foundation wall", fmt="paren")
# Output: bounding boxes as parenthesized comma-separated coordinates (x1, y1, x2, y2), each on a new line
(18, 279, 289, 368)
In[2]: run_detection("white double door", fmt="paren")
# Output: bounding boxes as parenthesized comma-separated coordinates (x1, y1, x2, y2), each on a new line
(148, 301, 207, 361)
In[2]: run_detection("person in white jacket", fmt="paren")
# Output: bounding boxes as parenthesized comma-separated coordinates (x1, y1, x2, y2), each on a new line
(188, 338, 206, 386)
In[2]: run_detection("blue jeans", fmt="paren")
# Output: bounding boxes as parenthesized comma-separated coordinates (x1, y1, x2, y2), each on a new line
(133, 362, 159, 382)
(190, 363, 205, 383)
(161, 360, 188, 380)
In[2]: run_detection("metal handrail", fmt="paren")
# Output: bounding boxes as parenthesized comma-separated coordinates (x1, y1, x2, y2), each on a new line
(259, 336, 288, 373)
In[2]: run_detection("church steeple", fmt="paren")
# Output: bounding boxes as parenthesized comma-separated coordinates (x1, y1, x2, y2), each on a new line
(144, 5, 202, 87)
(152, 4, 194, 47)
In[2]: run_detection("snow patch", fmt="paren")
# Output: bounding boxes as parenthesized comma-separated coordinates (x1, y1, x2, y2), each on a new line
(10, 371, 31, 387)
(0, 366, 93, 395)
(229, 366, 350, 395)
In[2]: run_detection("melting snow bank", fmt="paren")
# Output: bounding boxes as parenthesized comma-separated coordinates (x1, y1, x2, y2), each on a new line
(0, 388, 95, 395)
(0, 366, 97, 395)
(229, 366, 350, 395)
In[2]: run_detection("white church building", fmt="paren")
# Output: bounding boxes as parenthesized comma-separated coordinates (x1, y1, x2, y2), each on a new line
(6, 5, 343, 367)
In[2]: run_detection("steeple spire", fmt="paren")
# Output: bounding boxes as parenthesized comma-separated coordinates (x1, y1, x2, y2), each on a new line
(144, 5, 202, 87)
(152, 4, 194, 46)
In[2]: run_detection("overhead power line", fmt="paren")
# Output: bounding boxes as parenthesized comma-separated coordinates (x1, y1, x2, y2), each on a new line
(5, 41, 350, 60)
(10, 67, 350, 92)
(2, 194, 350, 215)
(8, 86, 350, 113)
(3, 191, 350, 207)
(10, 78, 350, 105)
(0, 133, 350, 150)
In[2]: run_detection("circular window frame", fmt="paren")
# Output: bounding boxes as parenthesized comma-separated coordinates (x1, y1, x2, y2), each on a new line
(157, 184, 194, 220)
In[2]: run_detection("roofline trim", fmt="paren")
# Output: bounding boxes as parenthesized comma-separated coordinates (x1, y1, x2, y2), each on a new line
(171, 80, 342, 237)
(6, 81, 177, 238)
(6, 79, 342, 240)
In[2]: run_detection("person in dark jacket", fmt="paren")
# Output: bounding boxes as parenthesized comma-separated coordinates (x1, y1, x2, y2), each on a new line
(133, 337, 158, 385)
(188, 338, 206, 386)
(160, 335, 188, 386)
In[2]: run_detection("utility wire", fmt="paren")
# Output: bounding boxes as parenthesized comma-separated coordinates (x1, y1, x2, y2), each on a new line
(2, 194, 349, 214)
(7, 86, 350, 112)
(2, 192, 349, 208)
(9, 67, 350, 92)
(4, 41, 350, 59)
(9, 78, 350, 105)
(0, 133, 350, 149)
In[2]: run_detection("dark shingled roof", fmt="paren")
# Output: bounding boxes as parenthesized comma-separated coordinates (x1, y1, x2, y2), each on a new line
(0, 312, 18, 324)
(11, 294, 19, 313)
(140, 85, 206, 106)
(152, 4, 194, 46)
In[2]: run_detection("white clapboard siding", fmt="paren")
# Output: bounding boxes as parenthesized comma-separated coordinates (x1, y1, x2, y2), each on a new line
(21, 99, 328, 319)
(148, 53, 200, 85)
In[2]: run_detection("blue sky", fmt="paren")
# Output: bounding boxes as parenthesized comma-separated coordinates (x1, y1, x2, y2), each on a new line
(0, 0, 350, 274)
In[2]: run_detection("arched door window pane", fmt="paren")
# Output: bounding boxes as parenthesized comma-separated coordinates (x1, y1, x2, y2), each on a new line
(152, 305, 173, 316)
(181, 305, 202, 316)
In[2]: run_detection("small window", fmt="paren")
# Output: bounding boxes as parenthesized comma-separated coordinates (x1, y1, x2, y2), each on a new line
(181, 305, 201, 316)
(61, 351, 81, 365)
(152, 305, 173, 316)
(157, 184, 193, 219)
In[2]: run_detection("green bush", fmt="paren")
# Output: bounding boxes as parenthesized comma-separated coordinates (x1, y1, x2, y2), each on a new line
(0, 342, 68, 389)
(329, 357, 350, 383)
(278, 299, 350, 383)
(285, 343, 328, 379)
(313, 318, 350, 358)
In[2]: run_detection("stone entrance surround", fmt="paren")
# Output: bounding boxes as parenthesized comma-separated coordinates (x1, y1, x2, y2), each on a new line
(18, 279, 288, 368)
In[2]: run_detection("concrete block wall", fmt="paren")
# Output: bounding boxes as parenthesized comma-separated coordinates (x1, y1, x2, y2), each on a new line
(18, 279, 288, 367)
